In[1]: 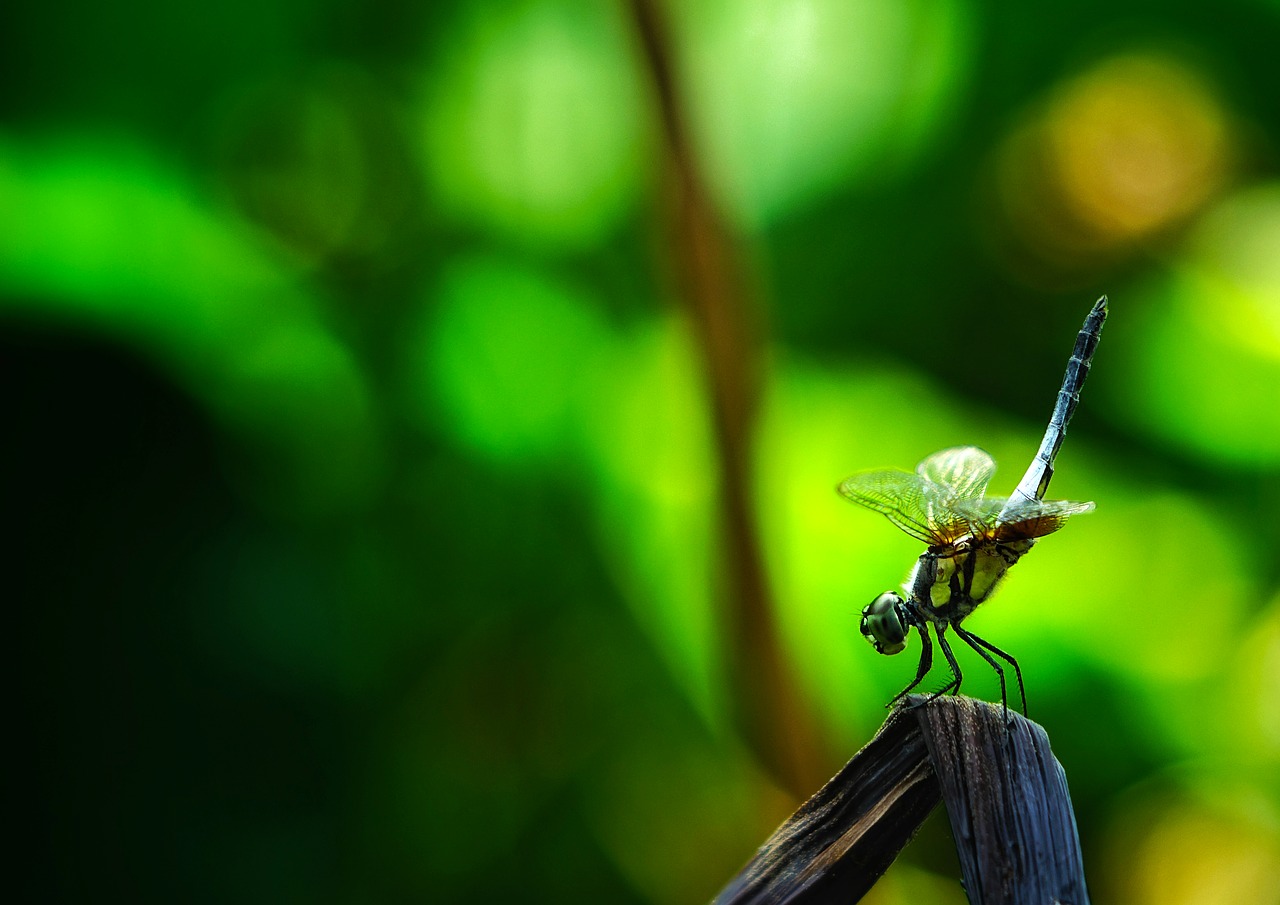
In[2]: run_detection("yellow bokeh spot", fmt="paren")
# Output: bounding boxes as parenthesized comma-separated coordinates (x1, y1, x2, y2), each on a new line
(1048, 54, 1231, 240)
(1108, 797, 1280, 905)
(993, 51, 1234, 277)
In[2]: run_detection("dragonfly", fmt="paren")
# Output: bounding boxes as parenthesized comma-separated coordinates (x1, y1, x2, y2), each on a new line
(838, 297, 1108, 715)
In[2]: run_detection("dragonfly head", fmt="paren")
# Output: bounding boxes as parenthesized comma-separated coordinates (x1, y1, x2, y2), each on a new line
(861, 591, 909, 655)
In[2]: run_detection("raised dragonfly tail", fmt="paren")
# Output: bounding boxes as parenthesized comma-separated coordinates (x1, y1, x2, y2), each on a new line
(1007, 296, 1108, 507)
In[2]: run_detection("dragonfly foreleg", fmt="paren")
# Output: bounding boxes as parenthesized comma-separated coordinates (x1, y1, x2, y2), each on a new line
(889, 624, 934, 708)
(925, 625, 964, 703)
(953, 624, 1012, 719)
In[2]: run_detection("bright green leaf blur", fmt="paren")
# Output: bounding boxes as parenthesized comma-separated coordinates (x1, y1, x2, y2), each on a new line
(0, 136, 379, 514)
(419, 261, 726, 728)
(672, 0, 972, 229)
(421, 0, 647, 248)
(1118, 184, 1280, 466)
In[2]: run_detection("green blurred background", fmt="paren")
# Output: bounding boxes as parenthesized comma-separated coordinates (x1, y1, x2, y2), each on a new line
(6, 0, 1280, 902)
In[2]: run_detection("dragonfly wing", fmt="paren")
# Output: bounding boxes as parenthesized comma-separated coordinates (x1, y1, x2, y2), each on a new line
(838, 470, 948, 545)
(916, 446, 996, 506)
(951, 496, 1007, 539)
(983, 497, 1096, 542)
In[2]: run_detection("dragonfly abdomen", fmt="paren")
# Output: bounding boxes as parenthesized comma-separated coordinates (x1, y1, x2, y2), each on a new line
(1008, 296, 1108, 507)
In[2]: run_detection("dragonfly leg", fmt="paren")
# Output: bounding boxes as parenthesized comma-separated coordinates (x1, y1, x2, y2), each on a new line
(953, 625, 1012, 720)
(958, 628, 1028, 716)
(889, 625, 934, 708)
(924, 625, 963, 703)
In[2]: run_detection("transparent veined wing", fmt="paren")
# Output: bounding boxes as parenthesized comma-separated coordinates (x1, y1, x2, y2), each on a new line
(995, 498, 1095, 542)
(839, 469, 973, 546)
(939, 494, 1007, 540)
(915, 446, 996, 507)
(955, 496, 1096, 542)
(838, 470, 943, 545)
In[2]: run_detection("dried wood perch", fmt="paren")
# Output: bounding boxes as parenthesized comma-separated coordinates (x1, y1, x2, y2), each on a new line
(712, 695, 1090, 905)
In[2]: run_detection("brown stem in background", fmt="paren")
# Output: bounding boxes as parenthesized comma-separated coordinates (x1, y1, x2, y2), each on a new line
(627, 0, 827, 794)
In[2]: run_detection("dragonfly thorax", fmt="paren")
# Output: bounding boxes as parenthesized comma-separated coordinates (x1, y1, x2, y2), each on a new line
(906, 538, 1034, 623)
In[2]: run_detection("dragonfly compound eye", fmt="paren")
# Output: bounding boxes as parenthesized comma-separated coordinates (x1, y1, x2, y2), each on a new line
(860, 592, 908, 655)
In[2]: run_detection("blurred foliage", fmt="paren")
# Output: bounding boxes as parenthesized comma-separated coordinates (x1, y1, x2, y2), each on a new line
(5, 0, 1280, 903)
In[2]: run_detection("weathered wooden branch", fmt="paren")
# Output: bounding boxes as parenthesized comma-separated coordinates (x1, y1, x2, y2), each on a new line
(713, 695, 1090, 905)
